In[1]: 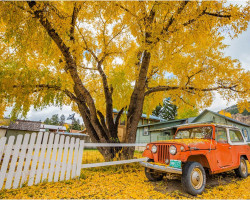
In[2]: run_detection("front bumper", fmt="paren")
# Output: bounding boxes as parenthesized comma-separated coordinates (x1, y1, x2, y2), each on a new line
(140, 161, 182, 174)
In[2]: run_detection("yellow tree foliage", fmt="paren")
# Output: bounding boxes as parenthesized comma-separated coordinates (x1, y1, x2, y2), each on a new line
(0, 1, 249, 159)
(219, 110, 232, 118)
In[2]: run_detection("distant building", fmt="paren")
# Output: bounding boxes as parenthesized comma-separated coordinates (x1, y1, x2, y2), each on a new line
(5, 120, 42, 142)
(40, 124, 66, 133)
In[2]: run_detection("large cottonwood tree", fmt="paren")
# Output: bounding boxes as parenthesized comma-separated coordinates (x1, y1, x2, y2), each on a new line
(0, 1, 249, 159)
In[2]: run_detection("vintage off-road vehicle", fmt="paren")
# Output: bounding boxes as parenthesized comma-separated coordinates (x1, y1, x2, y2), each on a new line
(140, 123, 250, 195)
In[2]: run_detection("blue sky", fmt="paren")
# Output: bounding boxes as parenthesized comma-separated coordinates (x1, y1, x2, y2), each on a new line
(4, 4, 250, 123)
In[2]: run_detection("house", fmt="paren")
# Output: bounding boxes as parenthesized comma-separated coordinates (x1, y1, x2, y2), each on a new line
(40, 124, 66, 133)
(136, 118, 195, 143)
(193, 109, 250, 142)
(136, 109, 250, 143)
(5, 120, 42, 142)
(3, 120, 67, 142)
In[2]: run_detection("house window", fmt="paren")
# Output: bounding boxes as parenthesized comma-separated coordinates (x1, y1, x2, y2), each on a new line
(143, 119, 149, 125)
(242, 128, 249, 141)
(143, 127, 149, 136)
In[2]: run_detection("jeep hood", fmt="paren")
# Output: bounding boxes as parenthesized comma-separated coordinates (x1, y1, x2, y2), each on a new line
(152, 139, 216, 150)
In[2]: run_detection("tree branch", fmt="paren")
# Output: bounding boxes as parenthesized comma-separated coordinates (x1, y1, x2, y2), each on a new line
(76, 25, 99, 62)
(204, 11, 231, 19)
(97, 110, 110, 137)
(114, 3, 138, 18)
(114, 107, 125, 133)
(70, 3, 81, 41)
(145, 84, 248, 96)
(12, 84, 78, 102)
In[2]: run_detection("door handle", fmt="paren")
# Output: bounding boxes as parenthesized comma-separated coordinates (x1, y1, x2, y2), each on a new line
(229, 147, 231, 149)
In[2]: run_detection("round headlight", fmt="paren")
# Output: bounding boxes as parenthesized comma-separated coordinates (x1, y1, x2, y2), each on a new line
(151, 145, 157, 153)
(169, 145, 177, 155)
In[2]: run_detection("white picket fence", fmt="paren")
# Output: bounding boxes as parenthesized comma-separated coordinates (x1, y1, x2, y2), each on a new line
(0, 132, 147, 191)
(0, 132, 84, 190)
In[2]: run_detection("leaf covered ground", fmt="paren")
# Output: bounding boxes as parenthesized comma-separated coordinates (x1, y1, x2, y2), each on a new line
(0, 161, 249, 199)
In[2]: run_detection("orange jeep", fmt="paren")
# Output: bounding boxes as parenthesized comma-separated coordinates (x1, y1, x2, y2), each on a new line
(140, 124, 250, 195)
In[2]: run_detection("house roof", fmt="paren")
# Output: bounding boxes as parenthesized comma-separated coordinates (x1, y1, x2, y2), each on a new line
(0, 125, 8, 129)
(149, 122, 242, 133)
(9, 120, 42, 131)
(137, 118, 189, 128)
(113, 109, 165, 122)
(193, 109, 250, 127)
(40, 124, 66, 131)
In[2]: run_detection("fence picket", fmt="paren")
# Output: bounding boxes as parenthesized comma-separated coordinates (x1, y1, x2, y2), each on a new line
(66, 137, 75, 180)
(13, 134, 30, 189)
(48, 134, 59, 182)
(5, 134, 23, 189)
(60, 136, 70, 181)
(0, 136, 15, 189)
(21, 133, 36, 186)
(0, 137, 7, 165)
(28, 132, 43, 186)
(71, 138, 80, 178)
(35, 132, 49, 185)
(54, 135, 65, 182)
(76, 140, 84, 177)
(42, 133, 54, 182)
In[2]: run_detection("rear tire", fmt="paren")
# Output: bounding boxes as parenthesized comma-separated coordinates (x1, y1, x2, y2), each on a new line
(235, 157, 248, 178)
(181, 162, 206, 196)
(144, 159, 164, 181)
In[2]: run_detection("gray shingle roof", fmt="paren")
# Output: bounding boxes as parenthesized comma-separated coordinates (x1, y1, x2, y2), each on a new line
(9, 120, 41, 131)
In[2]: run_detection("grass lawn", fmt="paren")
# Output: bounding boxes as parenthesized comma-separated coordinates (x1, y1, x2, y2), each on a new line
(0, 161, 249, 199)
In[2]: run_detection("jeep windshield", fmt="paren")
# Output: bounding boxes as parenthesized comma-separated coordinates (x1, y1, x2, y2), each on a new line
(175, 126, 213, 139)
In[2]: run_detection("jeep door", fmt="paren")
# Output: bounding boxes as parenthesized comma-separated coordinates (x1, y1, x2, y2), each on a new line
(228, 129, 245, 165)
(215, 127, 233, 168)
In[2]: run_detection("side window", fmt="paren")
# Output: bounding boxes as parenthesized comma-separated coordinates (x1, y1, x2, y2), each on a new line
(242, 128, 249, 141)
(215, 128, 228, 143)
(229, 130, 244, 143)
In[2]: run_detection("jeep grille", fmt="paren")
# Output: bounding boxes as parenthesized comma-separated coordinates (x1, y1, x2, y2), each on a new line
(157, 144, 170, 163)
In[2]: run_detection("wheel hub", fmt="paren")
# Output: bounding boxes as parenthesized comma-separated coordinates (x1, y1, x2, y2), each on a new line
(191, 168, 203, 190)
(241, 160, 247, 174)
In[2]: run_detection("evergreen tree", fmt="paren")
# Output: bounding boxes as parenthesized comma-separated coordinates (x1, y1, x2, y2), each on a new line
(152, 98, 177, 120)
(72, 119, 81, 130)
(50, 114, 59, 125)
(44, 117, 51, 125)
(60, 114, 66, 126)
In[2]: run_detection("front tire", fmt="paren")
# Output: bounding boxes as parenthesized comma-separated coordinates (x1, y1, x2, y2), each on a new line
(144, 159, 164, 181)
(235, 157, 248, 178)
(181, 162, 206, 196)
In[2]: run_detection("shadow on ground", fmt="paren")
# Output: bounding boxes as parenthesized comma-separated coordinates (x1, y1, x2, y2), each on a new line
(149, 170, 244, 198)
